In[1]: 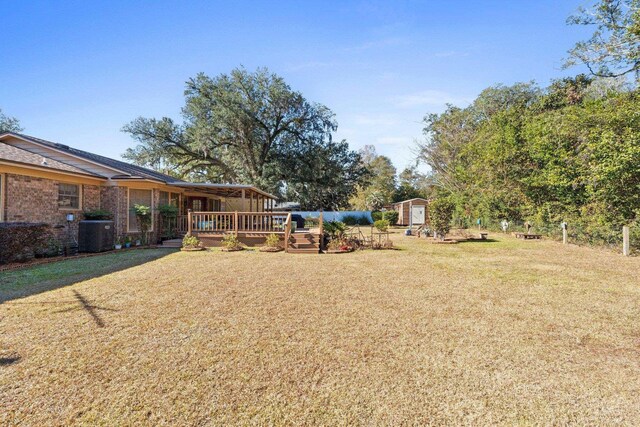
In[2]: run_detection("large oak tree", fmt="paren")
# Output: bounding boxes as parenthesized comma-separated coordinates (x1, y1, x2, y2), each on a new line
(122, 67, 366, 209)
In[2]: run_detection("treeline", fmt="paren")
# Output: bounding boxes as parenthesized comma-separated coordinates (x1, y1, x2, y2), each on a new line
(418, 76, 640, 242)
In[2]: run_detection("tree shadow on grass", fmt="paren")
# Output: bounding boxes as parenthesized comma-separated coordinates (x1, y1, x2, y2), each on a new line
(457, 238, 500, 244)
(0, 355, 21, 367)
(0, 249, 176, 304)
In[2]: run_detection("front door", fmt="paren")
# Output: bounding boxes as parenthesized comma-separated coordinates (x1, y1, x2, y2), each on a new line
(411, 205, 425, 225)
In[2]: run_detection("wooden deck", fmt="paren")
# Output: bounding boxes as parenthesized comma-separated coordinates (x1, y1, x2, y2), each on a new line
(186, 210, 324, 253)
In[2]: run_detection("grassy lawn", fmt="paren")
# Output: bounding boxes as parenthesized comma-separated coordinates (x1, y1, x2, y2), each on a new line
(1, 232, 639, 425)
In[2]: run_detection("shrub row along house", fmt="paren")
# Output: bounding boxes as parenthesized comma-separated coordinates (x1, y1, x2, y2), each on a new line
(0, 132, 278, 254)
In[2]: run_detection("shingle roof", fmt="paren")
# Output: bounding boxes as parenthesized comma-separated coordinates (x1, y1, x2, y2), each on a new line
(0, 141, 101, 177)
(3, 132, 185, 183)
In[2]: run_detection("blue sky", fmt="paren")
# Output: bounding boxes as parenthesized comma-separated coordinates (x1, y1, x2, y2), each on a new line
(1, 0, 591, 172)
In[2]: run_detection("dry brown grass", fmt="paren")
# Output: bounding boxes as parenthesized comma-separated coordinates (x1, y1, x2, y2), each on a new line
(1, 231, 640, 426)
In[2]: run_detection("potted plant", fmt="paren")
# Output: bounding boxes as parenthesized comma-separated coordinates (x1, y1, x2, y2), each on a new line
(124, 236, 132, 248)
(259, 233, 283, 252)
(181, 234, 205, 251)
(114, 236, 123, 250)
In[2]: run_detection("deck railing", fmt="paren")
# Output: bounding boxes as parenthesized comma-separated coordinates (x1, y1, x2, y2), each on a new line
(187, 211, 292, 236)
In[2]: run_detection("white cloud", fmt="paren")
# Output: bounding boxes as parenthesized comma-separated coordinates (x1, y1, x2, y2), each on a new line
(393, 90, 471, 108)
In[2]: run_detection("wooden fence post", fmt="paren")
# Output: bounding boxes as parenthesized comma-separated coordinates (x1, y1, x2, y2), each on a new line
(623, 225, 630, 256)
(187, 209, 193, 235)
(285, 213, 291, 252)
(319, 210, 324, 250)
(562, 222, 568, 245)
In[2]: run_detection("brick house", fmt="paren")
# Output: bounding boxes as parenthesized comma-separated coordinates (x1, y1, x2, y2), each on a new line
(0, 132, 276, 247)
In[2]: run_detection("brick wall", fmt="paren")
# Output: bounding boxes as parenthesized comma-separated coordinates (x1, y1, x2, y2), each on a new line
(101, 186, 161, 243)
(4, 174, 102, 246)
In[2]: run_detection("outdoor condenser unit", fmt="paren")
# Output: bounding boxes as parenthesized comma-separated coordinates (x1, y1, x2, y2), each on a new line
(78, 220, 115, 253)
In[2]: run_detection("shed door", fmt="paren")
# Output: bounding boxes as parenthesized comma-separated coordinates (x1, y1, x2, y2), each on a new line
(411, 205, 425, 225)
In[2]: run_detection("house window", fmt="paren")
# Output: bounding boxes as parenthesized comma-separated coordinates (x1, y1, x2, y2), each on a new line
(192, 199, 203, 211)
(58, 183, 80, 209)
(159, 191, 169, 206)
(160, 191, 179, 207)
(128, 189, 153, 232)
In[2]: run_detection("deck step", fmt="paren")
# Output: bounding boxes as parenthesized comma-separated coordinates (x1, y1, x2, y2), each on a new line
(287, 232, 322, 254)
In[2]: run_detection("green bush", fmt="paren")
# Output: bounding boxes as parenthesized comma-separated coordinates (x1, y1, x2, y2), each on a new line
(374, 219, 390, 232)
(0, 223, 54, 264)
(383, 210, 399, 225)
(341, 214, 358, 225)
(83, 209, 113, 220)
(323, 220, 347, 238)
(221, 233, 242, 249)
(356, 216, 372, 225)
(264, 233, 281, 248)
(182, 234, 201, 249)
(429, 197, 455, 239)
(341, 214, 371, 226)
(158, 204, 179, 239)
(372, 211, 398, 225)
(131, 204, 152, 245)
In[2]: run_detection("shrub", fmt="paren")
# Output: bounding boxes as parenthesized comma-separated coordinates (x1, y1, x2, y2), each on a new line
(264, 233, 281, 248)
(342, 214, 372, 226)
(357, 216, 372, 225)
(0, 223, 54, 264)
(182, 234, 201, 249)
(221, 233, 242, 250)
(383, 210, 399, 225)
(429, 197, 455, 239)
(323, 220, 347, 238)
(158, 204, 179, 239)
(83, 209, 113, 220)
(372, 211, 383, 221)
(341, 214, 358, 225)
(374, 219, 390, 232)
(131, 204, 152, 245)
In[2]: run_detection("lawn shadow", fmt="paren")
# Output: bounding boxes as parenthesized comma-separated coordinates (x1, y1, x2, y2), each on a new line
(0, 249, 176, 304)
(457, 238, 500, 244)
(0, 355, 21, 367)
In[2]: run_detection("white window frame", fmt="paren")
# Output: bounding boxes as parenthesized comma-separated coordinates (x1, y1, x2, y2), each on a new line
(0, 173, 5, 222)
(127, 188, 154, 232)
(57, 182, 82, 211)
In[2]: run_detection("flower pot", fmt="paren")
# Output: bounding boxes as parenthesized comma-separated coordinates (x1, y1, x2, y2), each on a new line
(114, 244, 122, 250)
(125, 242, 131, 248)
(135, 240, 141, 246)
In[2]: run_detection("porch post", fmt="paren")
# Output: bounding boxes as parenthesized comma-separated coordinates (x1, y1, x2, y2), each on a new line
(187, 209, 193, 235)
(234, 211, 239, 236)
